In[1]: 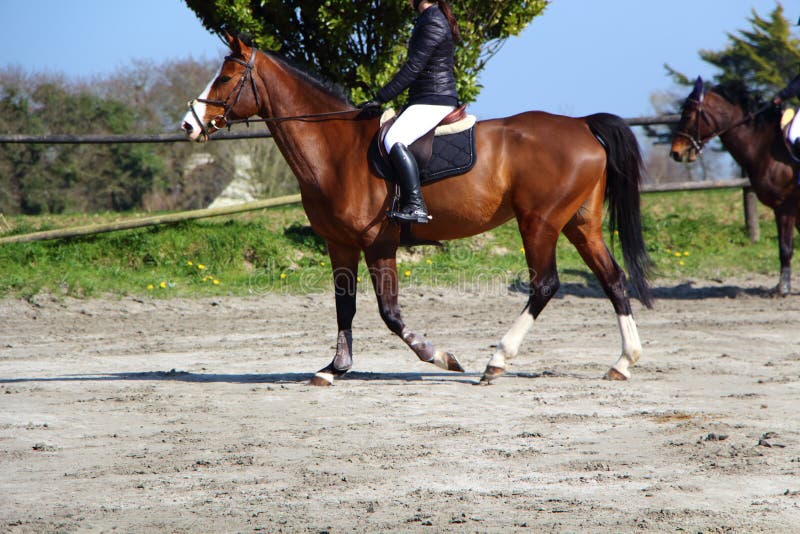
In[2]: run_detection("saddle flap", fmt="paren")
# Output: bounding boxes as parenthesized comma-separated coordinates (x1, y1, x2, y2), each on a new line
(370, 105, 478, 185)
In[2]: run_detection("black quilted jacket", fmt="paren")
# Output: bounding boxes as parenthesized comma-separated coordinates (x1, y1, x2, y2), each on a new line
(778, 73, 800, 100)
(376, 6, 458, 106)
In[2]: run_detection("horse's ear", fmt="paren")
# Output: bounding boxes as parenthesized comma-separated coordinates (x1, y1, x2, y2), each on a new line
(221, 30, 247, 55)
(692, 76, 704, 102)
(223, 31, 236, 49)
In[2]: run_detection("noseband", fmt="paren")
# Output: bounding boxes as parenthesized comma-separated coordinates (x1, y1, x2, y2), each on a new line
(188, 50, 261, 137)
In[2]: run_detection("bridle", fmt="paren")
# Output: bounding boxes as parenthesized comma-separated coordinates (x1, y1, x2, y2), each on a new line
(674, 93, 770, 154)
(187, 48, 361, 136)
(188, 51, 261, 137)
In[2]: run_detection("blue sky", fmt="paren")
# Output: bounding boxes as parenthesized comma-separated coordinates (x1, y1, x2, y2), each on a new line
(0, 0, 793, 120)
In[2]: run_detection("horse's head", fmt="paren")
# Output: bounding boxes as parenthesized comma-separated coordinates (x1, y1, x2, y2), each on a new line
(181, 33, 261, 143)
(670, 77, 709, 162)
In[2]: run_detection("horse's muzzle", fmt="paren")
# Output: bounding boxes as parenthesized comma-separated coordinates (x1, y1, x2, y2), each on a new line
(181, 120, 207, 143)
(669, 140, 696, 163)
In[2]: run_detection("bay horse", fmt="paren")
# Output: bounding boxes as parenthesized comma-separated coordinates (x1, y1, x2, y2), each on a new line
(670, 77, 800, 296)
(181, 34, 653, 385)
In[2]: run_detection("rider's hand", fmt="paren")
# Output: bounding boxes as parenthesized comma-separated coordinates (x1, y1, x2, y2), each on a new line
(773, 96, 783, 107)
(356, 98, 382, 118)
(357, 98, 382, 110)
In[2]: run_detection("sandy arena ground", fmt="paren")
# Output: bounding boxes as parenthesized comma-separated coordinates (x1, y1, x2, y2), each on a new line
(1, 275, 799, 532)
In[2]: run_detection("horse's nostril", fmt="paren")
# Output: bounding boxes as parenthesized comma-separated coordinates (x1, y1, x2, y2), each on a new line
(181, 121, 193, 133)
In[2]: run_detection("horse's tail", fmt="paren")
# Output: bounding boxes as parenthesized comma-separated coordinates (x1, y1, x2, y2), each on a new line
(585, 112, 654, 309)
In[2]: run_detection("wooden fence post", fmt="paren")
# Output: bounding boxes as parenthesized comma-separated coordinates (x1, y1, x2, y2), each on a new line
(742, 187, 760, 242)
(741, 165, 759, 242)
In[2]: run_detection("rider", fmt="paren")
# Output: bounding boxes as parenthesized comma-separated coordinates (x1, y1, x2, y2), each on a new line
(772, 17, 800, 159)
(772, 73, 800, 156)
(360, 0, 460, 224)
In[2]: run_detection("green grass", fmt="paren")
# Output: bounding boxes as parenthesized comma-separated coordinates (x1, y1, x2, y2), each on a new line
(0, 189, 785, 299)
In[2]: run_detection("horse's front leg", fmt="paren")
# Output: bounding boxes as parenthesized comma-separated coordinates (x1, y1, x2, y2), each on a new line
(773, 210, 795, 297)
(309, 243, 361, 386)
(365, 244, 464, 373)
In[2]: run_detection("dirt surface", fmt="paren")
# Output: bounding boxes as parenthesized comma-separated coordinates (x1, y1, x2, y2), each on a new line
(1, 276, 800, 532)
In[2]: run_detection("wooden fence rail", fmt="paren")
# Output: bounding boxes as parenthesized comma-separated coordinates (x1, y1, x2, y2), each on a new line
(0, 115, 682, 144)
(0, 129, 270, 144)
(2, 113, 761, 243)
(0, 195, 302, 244)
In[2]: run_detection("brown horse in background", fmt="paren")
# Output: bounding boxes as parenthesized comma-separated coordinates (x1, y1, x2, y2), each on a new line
(670, 77, 800, 296)
(181, 34, 653, 386)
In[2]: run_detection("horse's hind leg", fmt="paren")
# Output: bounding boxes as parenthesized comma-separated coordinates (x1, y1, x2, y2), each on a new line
(481, 218, 560, 383)
(562, 214, 642, 380)
(309, 243, 360, 386)
(364, 243, 464, 373)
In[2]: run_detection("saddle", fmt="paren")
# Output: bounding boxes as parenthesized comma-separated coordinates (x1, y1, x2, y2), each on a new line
(368, 104, 478, 185)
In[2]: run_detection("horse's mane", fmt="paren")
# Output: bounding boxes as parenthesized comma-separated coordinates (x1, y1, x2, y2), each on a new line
(712, 81, 779, 125)
(261, 49, 353, 105)
(230, 32, 351, 105)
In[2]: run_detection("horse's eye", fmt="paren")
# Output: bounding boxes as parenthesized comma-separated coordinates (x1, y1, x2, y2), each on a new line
(218, 75, 232, 83)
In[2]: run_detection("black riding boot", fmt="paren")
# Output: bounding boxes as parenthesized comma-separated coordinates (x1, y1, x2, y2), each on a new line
(387, 143, 430, 224)
(793, 140, 800, 184)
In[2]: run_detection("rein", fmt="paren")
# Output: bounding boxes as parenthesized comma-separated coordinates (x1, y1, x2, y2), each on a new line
(676, 97, 772, 154)
(225, 109, 360, 127)
(188, 47, 360, 135)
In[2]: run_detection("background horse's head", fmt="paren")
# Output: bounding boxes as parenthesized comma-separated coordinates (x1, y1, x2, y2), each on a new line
(181, 33, 260, 143)
(670, 77, 708, 162)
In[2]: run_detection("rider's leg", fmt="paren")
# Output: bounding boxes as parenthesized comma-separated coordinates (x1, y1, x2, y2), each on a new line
(388, 143, 428, 223)
(383, 104, 454, 223)
(788, 108, 800, 163)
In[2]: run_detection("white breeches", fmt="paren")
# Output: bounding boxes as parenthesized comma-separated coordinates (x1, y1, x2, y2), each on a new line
(383, 103, 455, 154)
(789, 108, 800, 143)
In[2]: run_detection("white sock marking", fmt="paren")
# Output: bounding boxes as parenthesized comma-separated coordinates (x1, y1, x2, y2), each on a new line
(610, 314, 642, 378)
(489, 307, 534, 369)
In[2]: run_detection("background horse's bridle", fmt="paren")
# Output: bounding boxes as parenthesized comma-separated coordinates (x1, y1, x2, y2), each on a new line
(675, 94, 770, 154)
(188, 47, 361, 135)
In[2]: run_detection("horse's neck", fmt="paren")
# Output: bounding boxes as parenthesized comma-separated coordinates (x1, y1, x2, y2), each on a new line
(254, 55, 358, 191)
(716, 104, 773, 178)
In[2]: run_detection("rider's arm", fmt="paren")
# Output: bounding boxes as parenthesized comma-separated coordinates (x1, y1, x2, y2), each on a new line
(375, 13, 448, 103)
(777, 73, 800, 101)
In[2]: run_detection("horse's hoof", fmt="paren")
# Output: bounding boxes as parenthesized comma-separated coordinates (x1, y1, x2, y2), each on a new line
(480, 365, 505, 384)
(308, 373, 334, 387)
(604, 367, 629, 381)
(444, 352, 465, 373)
(431, 350, 465, 372)
(769, 282, 790, 297)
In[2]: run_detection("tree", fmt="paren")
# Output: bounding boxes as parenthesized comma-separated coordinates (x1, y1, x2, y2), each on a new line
(665, 3, 800, 102)
(0, 60, 298, 215)
(183, 0, 548, 104)
(0, 71, 167, 213)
